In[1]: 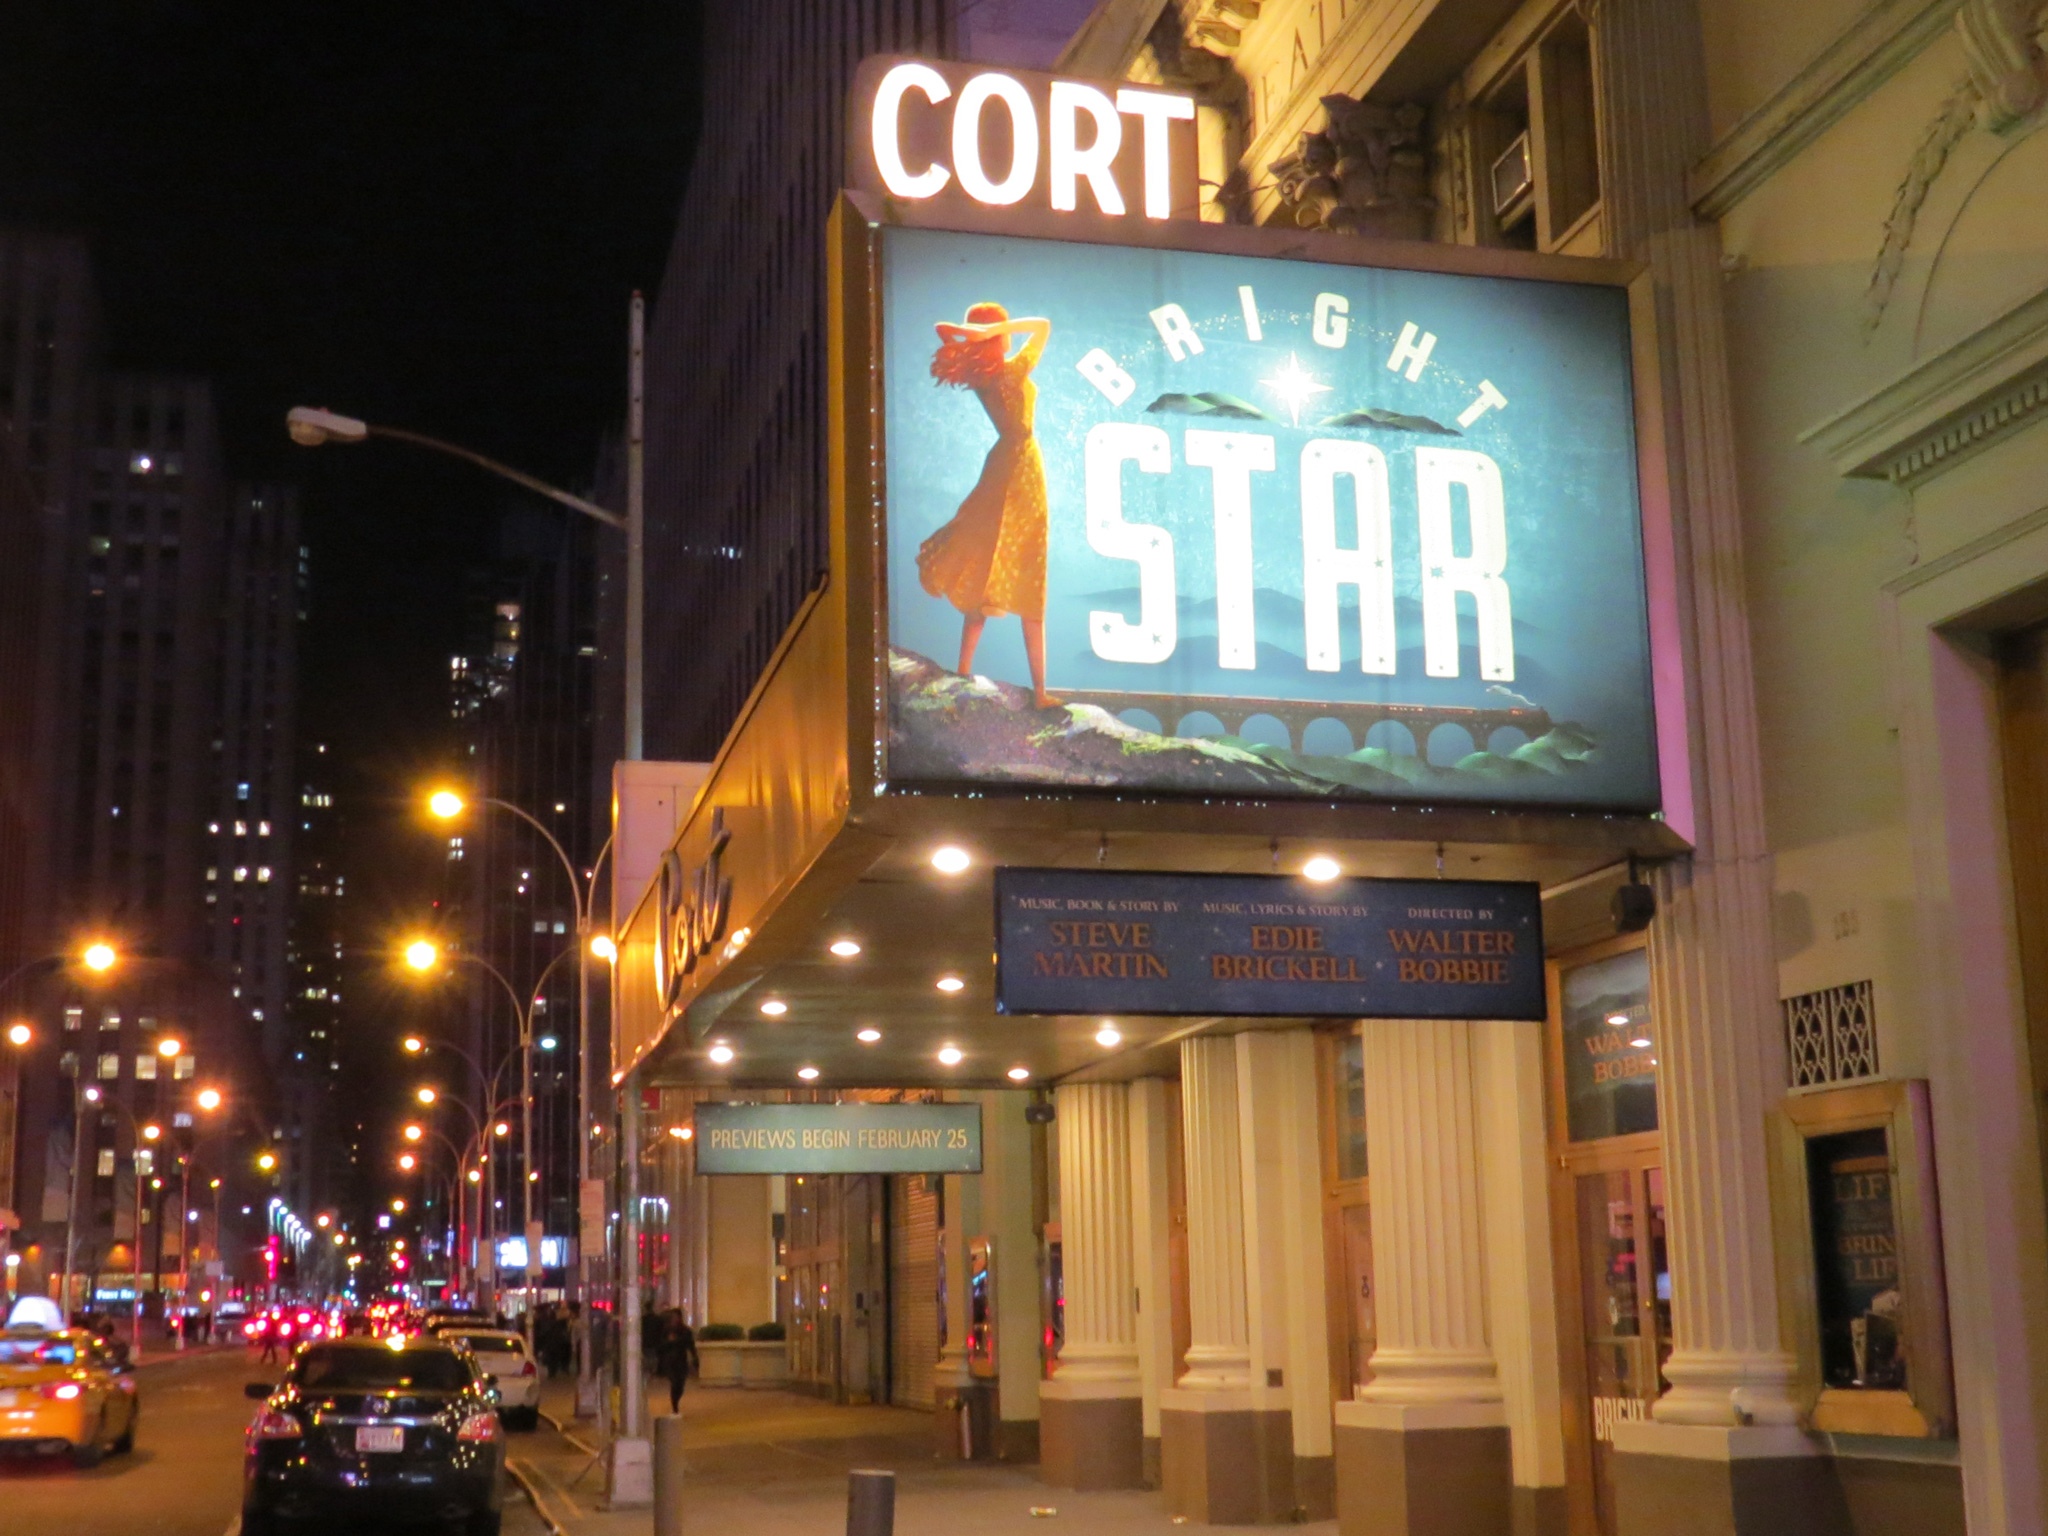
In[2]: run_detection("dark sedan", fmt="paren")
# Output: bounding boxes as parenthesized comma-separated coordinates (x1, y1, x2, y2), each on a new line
(242, 1335, 506, 1535)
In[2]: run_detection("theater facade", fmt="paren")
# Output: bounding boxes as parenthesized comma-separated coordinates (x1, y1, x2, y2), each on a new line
(604, 5, 2048, 1534)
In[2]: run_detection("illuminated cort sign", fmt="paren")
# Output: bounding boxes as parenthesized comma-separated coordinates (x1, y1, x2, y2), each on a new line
(852, 57, 1198, 221)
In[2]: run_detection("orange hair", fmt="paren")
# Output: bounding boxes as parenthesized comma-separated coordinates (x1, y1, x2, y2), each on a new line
(931, 301, 1010, 387)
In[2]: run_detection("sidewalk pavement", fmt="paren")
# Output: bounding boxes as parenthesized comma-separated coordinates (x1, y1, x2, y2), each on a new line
(509, 1376, 1341, 1536)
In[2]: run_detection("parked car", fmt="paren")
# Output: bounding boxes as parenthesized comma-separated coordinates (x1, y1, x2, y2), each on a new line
(242, 1336, 505, 1535)
(432, 1326, 540, 1431)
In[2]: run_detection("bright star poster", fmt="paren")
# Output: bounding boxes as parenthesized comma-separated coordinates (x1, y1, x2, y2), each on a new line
(878, 224, 1659, 812)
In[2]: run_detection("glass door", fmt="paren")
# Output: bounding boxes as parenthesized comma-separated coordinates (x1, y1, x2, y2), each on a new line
(1548, 936, 1665, 1536)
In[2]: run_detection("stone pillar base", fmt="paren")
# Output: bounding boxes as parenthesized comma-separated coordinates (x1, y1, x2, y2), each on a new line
(1610, 1421, 1841, 1536)
(1159, 1388, 1295, 1524)
(1293, 1454, 1337, 1520)
(1040, 1383, 1143, 1489)
(1142, 1434, 1162, 1489)
(1511, 1484, 1570, 1536)
(1333, 1400, 1510, 1536)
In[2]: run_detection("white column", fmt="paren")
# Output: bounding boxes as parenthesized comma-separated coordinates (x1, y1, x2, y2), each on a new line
(1356, 1018, 1500, 1408)
(1055, 1082, 1140, 1388)
(1474, 1019, 1568, 1490)
(1594, 0, 1800, 1429)
(1236, 1030, 1333, 1458)
(1177, 1035, 1251, 1390)
(987, 1089, 1042, 1432)
(1128, 1077, 1179, 1440)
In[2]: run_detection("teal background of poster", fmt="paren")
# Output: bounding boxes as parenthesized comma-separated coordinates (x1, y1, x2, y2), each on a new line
(694, 1102, 984, 1174)
(879, 224, 1659, 811)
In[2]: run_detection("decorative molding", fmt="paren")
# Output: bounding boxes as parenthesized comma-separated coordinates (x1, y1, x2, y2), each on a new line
(1784, 980, 1880, 1091)
(1957, 0, 2048, 128)
(1687, 0, 1964, 220)
(1054, 0, 1175, 79)
(1862, 82, 1982, 333)
(1268, 95, 1434, 239)
(1802, 285, 2048, 483)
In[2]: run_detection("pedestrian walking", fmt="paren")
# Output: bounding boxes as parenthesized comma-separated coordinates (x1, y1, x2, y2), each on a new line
(656, 1310, 698, 1414)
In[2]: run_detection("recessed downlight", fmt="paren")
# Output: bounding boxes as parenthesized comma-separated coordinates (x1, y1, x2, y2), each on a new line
(856, 1028, 882, 1044)
(797, 1066, 820, 1082)
(936, 975, 965, 993)
(1630, 1036, 1653, 1050)
(707, 1043, 735, 1065)
(931, 845, 971, 875)
(1303, 855, 1341, 882)
(829, 939, 862, 958)
(759, 999, 788, 1017)
(1095, 1023, 1122, 1047)
(1006, 1066, 1030, 1082)
(937, 1045, 964, 1066)
(1606, 1012, 1629, 1026)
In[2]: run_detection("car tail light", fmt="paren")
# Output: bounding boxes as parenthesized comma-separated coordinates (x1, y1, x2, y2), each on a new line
(40, 1381, 83, 1401)
(244, 1321, 259, 1337)
(251, 1408, 302, 1440)
(521, 1361, 537, 1376)
(278, 1322, 293, 1337)
(456, 1411, 502, 1443)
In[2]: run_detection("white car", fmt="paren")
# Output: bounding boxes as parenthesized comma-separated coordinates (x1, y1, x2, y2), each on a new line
(434, 1326, 540, 1429)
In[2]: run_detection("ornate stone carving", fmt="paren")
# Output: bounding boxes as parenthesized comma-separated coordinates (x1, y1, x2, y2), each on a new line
(1269, 95, 1434, 240)
(1864, 0, 2047, 331)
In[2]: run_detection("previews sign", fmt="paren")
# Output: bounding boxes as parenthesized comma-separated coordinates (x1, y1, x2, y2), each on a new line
(853, 57, 1199, 221)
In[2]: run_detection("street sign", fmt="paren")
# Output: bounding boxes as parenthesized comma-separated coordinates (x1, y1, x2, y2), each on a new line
(694, 1102, 984, 1175)
(995, 867, 1545, 1019)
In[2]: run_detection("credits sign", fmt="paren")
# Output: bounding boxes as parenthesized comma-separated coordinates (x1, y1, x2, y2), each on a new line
(995, 868, 1544, 1019)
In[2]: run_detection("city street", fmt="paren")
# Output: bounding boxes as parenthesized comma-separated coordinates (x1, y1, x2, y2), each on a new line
(0, 1345, 546, 1536)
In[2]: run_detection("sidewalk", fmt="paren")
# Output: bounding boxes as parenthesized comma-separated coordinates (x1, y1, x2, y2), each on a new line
(509, 1377, 1341, 1536)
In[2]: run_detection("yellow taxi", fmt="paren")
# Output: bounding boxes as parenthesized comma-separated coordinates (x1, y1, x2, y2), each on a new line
(0, 1301, 140, 1468)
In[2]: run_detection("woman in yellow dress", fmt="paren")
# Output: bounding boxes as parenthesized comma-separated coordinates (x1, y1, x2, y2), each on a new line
(917, 301, 1058, 708)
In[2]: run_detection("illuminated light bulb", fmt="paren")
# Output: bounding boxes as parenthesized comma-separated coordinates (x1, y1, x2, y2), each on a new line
(829, 939, 862, 958)
(759, 999, 788, 1017)
(707, 1044, 735, 1066)
(931, 846, 971, 875)
(936, 976, 965, 993)
(197, 1088, 223, 1111)
(856, 1029, 882, 1044)
(1630, 1037, 1653, 1050)
(1606, 1012, 1629, 1027)
(590, 935, 617, 962)
(797, 1066, 820, 1082)
(404, 940, 439, 972)
(427, 789, 464, 820)
(82, 943, 117, 973)
(1006, 1066, 1030, 1082)
(1095, 1023, 1122, 1048)
(158, 1036, 182, 1057)
(5, 1022, 29, 1047)
(1302, 855, 1341, 883)
(936, 1045, 964, 1066)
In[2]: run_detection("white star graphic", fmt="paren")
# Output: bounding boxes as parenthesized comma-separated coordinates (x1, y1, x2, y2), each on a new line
(1258, 352, 1332, 427)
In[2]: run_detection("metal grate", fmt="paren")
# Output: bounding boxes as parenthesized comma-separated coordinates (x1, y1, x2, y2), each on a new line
(1784, 980, 1879, 1089)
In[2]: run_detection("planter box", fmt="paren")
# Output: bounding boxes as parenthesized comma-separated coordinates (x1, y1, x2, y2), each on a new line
(697, 1339, 790, 1389)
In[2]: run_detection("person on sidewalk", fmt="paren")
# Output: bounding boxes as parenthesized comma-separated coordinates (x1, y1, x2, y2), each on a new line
(656, 1311, 698, 1414)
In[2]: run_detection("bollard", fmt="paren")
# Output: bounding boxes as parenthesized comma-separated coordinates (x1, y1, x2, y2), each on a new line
(654, 1415, 686, 1536)
(846, 1469, 896, 1536)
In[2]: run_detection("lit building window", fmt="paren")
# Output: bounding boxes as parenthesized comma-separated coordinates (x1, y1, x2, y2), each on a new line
(128, 451, 154, 475)
(63, 1007, 83, 1031)
(97, 1053, 119, 1080)
(135, 1148, 154, 1175)
(256, 866, 272, 882)
(207, 821, 219, 834)
(234, 820, 248, 837)
(100, 1011, 120, 1032)
(206, 867, 218, 882)
(258, 820, 271, 836)
(236, 782, 250, 801)
(135, 1054, 157, 1081)
(234, 867, 248, 882)
(174, 1054, 195, 1079)
(97, 1149, 116, 1178)
(173, 1112, 193, 1128)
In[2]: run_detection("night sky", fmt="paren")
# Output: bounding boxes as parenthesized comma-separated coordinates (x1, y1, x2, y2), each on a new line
(1, 4, 701, 1184)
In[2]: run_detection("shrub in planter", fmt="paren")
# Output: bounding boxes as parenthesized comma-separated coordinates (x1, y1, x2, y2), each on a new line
(747, 1322, 786, 1342)
(698, 1323, 746, 1342)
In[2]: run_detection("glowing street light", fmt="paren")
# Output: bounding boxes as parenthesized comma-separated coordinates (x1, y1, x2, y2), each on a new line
(157, 1036, 182, 1058)
(415, 1086, 438, 1106)
(402, 1036, 425, 1054)
(390, 1198, 407, 1214)
(196, 1087, 223, 1112)
(589, 934, 617, 963)
(426, 789, 465, 820)
(404, 939, 439, 972)
(256, 1151, 278, 1172)
(141, 1123, 162, 1142)
(5, 1021, 29, 1047)
(402, 1124, 425, 1143)
(81, 943, 117, 973)
(398, 1153, 417, 1171)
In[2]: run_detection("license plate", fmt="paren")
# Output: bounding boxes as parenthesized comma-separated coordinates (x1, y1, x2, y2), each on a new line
(355, 1425, 404, 1453)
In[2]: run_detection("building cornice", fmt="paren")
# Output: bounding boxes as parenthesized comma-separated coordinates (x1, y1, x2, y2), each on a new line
(1800, 285, 2048, 484)
(1688, 0, 1963, 219)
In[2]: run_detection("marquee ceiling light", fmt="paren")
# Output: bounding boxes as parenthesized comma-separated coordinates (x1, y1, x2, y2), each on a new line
(1006, 1066, 1030, 1082)
(936, 975, 965, 993)
(1302, 855, 1341, 882)
(937, 1045, 964, 1066)
(707, 1043, 735, 1066)
(1606, 1012, 1629, 1026)
(857, 1028, 882, 1044)
(797, 1066, 821, 1082)
(931, 846, 971, 875)
(829, 939, 863, 958)
(759, 999, 789, 1017)
(1095, 1023, 1122, 1047)
(1630, 1036, 1653, 1049)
